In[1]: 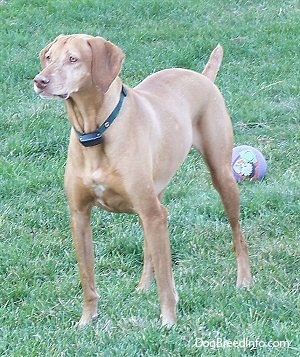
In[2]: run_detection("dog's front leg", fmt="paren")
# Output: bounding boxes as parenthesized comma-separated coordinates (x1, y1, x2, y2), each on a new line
(69, 204, 99, 327)
(139, 202, 178, 327)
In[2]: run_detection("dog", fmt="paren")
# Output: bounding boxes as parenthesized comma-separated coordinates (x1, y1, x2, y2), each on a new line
(33, 34, 252, 327)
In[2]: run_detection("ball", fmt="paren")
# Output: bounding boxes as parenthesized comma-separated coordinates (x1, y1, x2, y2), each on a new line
(232, 145, 267, 182)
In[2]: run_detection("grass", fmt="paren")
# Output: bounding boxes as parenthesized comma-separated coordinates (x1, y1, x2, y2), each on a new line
(0, 0, 299, 355)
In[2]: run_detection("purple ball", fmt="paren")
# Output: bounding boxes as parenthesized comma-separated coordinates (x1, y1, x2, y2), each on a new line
(232, 145, 267, 182)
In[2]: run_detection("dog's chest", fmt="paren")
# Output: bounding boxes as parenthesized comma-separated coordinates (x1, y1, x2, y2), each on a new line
(89, 170, 112, 209)
(88, 169, 133, 213)
(93, 182, 106, 204)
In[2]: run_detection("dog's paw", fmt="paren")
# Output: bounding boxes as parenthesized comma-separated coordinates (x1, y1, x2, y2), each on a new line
(76, 313, 99, 328)
(136, 277, 153, 292)
(236, 275, 253, 288)
(161, 314, 176, 329)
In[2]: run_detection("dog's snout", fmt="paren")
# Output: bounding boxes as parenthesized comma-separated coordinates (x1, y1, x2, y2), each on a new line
(34, 75, 50, 90)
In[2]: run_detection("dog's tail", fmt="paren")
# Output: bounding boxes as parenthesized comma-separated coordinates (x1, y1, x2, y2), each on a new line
(202, 44, 223, 82)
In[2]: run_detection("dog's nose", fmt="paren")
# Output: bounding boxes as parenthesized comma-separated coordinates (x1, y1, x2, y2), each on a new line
(34, 75, 50, 90)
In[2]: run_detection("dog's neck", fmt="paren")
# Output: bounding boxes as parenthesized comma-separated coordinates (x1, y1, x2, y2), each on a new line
(65, 79, 123, 135)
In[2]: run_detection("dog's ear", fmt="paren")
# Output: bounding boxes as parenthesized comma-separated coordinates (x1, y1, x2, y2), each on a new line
(39, 35, 68, 69)
(87, 37, 125, 93)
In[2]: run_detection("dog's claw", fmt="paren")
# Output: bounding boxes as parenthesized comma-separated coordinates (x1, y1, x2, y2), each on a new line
(92, 313, 99, 322)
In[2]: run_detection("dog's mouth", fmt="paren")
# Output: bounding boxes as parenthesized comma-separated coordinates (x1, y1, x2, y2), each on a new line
(40, 93, 69, 100)
(34, 87, 69, 100)
(45, 93, 69, 100)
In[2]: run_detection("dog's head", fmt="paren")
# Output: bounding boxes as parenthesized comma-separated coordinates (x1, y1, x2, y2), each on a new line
(33, 34, 125, 99)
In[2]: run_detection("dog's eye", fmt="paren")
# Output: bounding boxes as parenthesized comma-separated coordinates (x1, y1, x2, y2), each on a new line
(69, 56, 78, 63)
(45, 54, 51, 61)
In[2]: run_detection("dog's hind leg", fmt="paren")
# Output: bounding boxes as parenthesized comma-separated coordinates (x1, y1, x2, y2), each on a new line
(137, 191, 165, 292)
(135, 192, 178, 327)
(136, 219, 155, 292)
(193, 105, 252, 287)
(209, 167, 252, 287)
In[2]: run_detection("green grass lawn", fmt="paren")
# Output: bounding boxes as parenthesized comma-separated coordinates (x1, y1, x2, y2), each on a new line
(0, 0, 299, 355)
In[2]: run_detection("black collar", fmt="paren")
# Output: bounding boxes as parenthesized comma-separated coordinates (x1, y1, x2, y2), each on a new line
(75, 86, 127, 147)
